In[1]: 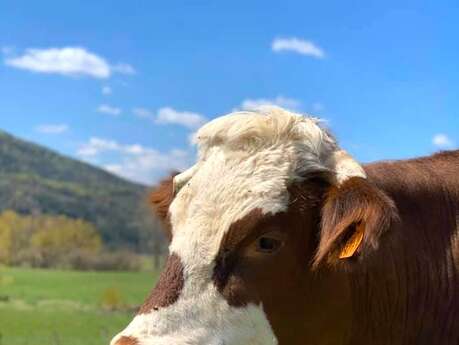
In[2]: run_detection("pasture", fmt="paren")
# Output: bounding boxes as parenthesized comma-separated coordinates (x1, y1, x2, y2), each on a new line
(0, 267, 157, 345)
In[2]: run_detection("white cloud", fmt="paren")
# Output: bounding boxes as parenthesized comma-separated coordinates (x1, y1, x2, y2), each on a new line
(77, 138, 120, 157)
(432, 133, 455, 148)
(272, 37, 325, 58)
(132, 107, 154, 119)
(103, 164, 123, 173)
(5, 47, 110, 78)
(4, 47, 135, 79)
(35, 124, 69, 134)
(111, 63, 136, 75)
(156, 107, 207, 129)
(134, 106, 206, 145)
(97, 104, 121, 116)
(135, 107, 207, 129)
(102, 86, 112, 95)
(188, 131, 198, 146)
(236, 96, 301, 112)
(77, 137, 191, 184)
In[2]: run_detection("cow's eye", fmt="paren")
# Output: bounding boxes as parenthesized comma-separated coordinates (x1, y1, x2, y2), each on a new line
(256, 233, 283, 254)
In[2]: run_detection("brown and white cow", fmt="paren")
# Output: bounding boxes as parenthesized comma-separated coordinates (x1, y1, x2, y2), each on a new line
(111, 107, 459, 345)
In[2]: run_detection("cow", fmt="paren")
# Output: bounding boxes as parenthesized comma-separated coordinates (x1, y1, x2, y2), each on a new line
(110, 107, 459, 345)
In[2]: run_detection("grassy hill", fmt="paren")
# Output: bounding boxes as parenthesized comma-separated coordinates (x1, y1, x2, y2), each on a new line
(0, 129, 152, 249)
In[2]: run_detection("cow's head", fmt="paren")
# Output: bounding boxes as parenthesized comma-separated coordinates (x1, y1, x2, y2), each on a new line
(111, 108, 397, 345)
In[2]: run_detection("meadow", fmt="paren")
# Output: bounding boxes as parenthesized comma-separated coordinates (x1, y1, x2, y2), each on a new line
(0, 267, 157, 345)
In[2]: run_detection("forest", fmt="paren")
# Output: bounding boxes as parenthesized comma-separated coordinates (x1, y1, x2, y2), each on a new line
(0, 210, 146, 270)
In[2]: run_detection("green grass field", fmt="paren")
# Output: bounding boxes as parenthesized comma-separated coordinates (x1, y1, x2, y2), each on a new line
(0, 267, 158, 345)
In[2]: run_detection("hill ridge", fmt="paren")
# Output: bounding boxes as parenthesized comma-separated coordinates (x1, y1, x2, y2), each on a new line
(0, 128, 151, 249)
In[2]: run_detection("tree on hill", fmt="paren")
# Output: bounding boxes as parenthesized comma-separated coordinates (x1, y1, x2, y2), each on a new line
(0, 210, 102, 267)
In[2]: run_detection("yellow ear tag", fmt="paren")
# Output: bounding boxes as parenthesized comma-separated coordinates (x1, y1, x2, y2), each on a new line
(339, 223, 364, 259)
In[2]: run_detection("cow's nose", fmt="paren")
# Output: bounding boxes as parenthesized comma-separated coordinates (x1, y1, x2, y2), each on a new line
(111, 335, 139, 345)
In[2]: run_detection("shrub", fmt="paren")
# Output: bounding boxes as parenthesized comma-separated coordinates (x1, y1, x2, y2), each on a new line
(64, 249, 142, 271)
(0, 210, 143, 271)
(100, 287, 124, 311)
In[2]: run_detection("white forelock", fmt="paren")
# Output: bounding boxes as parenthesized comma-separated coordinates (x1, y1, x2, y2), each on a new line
(195, 107, 338, 174)
(175, 107, 366, 191)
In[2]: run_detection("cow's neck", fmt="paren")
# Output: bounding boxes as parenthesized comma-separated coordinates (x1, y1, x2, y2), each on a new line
(348, 157, 459, 345)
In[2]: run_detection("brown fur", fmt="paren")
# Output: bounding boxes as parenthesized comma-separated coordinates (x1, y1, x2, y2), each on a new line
(137, 254, 184, 314)
(142, 150, 459, 345)
(347, 150, 459, 344)
(212, 179, 351, 344)
(313, 176, 399, 268)
(211, 150, 459, 344)
(149, 174, 177, 241)
(212, 208, 266, 307)
(113, 336, 139, 345)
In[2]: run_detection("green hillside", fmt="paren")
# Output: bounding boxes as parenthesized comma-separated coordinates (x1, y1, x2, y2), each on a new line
(0, 129, 152, 249)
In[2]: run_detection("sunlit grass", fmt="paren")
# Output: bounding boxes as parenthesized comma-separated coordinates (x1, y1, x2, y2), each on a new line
(0, 267, 157, 345)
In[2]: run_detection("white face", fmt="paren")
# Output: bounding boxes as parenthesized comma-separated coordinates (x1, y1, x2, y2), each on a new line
(110, 108, 366, 345)
(112, 143, 287, 345)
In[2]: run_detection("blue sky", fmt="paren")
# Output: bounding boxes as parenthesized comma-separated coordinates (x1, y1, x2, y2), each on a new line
(1, 1, 458, 184)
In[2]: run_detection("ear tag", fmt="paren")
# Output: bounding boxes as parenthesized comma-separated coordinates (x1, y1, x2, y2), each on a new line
(339, 223, 364, 259)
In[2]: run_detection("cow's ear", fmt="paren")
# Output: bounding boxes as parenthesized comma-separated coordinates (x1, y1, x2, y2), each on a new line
(149, 173, 179, 240)
(312, 177, 398, 268)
